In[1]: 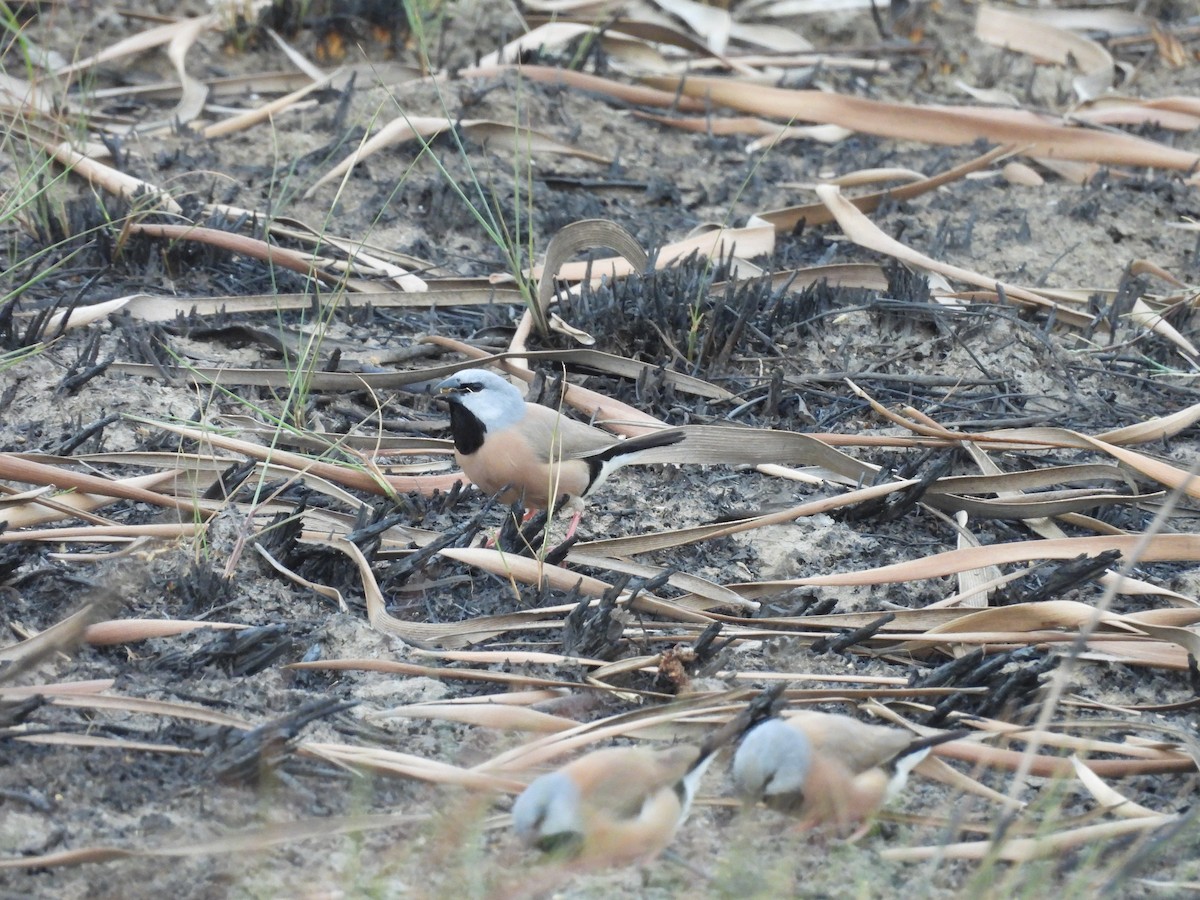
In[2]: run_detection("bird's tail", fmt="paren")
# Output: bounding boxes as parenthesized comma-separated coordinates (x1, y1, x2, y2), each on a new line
(883, 729, 972, 801)
(588, 426, 686, 465)
(677, 684, 788, 818)
(581, 427, 687, 494)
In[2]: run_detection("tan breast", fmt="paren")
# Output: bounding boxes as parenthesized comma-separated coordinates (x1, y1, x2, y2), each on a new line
(456, 403, 619, 510)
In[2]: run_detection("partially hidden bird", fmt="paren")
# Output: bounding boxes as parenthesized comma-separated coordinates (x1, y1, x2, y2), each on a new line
(437, 368, 685, 536)
(732, 710, 967, 834)
(511, 686, 782, 868)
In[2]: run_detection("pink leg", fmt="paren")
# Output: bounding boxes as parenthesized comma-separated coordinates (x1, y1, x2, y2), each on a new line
(563, 509, 583, 541)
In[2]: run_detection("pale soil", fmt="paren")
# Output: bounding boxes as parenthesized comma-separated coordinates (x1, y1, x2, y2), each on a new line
(2, 2, 1200, 899)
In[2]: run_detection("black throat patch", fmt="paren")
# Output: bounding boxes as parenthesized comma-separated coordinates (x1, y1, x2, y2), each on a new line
(448, 401, 487, 456)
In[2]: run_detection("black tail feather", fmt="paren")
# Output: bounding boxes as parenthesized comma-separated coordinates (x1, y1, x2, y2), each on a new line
(888, 729, 973, 770)
(592, 427, 686, 464)
(583, 427, 686, 486)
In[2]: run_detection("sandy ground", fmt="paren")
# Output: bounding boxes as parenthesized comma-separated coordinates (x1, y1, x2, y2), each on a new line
(3, 1, 1200, 897)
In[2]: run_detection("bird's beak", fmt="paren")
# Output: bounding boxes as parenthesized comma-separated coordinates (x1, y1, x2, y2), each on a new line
(435, 378, 458, 395)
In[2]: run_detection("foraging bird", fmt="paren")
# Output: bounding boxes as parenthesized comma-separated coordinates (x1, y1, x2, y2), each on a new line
(732, 711, 966, 833)
(437, 368, 684, 535)
(511, 686, 783, 867)
(511, 744, 710, 868)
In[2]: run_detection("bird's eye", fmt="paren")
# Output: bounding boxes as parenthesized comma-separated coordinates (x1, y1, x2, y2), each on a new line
(461, 381, 483, 393)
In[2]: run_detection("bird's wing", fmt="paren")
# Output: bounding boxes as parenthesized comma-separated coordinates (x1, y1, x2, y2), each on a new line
(577, 747, 700, 820)
(575, 426, 686, 465)
(521, 403, 687, 463)
(520, 403, 618, 461)
(786, 711, 914, 773)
